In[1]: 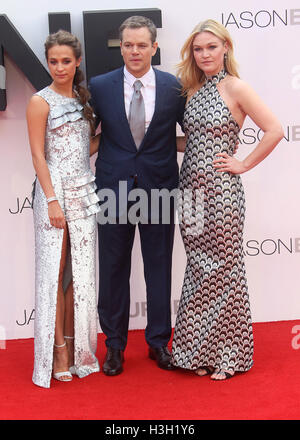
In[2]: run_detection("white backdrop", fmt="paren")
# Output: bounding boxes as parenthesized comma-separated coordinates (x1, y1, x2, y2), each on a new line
(0, 0, 299, 340)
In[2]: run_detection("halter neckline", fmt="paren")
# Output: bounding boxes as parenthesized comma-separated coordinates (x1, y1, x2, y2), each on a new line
(205, 69, 227, 85)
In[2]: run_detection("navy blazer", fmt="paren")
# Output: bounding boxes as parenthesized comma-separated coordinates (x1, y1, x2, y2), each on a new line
(89, 67, 186, 198)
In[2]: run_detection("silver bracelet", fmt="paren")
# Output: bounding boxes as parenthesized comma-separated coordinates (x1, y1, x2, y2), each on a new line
(46, 196, 58, 204)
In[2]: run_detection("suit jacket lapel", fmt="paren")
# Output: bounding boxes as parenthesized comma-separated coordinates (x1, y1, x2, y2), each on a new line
(139, 68, 167, 150)
(112, 68, 137, 151)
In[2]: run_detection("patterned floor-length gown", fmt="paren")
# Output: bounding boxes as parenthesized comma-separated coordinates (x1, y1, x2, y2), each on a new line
(32, 87, 100, 388)
(172, 70, 254, 374)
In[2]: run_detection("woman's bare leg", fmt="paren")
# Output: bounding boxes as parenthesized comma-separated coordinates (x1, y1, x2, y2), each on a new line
(64, 281, 74, 368)
(53, 224, 71, 379)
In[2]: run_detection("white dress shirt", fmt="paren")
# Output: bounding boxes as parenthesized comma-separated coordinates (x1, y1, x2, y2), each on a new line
(124, 66, 156, 132)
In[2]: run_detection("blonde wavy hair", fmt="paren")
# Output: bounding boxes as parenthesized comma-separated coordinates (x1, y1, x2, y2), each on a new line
(177, 19, 239, 96)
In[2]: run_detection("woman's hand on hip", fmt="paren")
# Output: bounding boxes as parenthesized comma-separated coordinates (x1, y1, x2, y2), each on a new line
(213, 152, 247, 175)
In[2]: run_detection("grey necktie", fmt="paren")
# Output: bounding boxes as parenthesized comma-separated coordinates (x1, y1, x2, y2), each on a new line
(129, 80, 145, 148)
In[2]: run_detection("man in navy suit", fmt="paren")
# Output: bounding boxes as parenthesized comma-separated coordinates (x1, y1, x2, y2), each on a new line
(89, 16, 185, 375)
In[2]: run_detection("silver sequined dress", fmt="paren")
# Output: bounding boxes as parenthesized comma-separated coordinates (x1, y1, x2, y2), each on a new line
(32, 87, 100, 388)
(172, 70, 254, 374)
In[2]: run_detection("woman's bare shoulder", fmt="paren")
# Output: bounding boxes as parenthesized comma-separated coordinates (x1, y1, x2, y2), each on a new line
(27, 94, 49, 116)
(224, 75, 254, 96)
(28, 94, 49, 107)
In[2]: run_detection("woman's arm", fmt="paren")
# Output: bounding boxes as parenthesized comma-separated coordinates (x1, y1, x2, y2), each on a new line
(213, 80, 284, 174)
(176, 135, 186, 153)
(90, 133, 100, 157)
(26, 96, 65, 229)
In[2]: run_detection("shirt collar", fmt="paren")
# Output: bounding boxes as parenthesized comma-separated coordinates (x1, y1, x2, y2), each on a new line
(124, 66, 155, 88)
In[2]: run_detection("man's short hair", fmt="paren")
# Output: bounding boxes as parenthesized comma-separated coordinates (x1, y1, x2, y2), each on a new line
(119, 16, 157, 43)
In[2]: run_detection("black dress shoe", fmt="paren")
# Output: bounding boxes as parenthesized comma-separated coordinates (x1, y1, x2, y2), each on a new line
(149, 346, 176, 370)
(103, 347, 124, 376)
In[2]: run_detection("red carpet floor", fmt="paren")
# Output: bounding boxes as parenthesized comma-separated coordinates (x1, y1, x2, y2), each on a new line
(0, 320, 300, 420)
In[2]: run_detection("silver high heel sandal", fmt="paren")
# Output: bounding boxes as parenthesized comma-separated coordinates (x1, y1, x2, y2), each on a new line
(53, 341, 73, 382)
(65, 336, 75, 375)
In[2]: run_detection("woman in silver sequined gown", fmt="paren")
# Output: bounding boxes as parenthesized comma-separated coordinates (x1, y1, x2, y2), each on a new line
(27, 31, 100, 388)
(172, 20, 283, 380)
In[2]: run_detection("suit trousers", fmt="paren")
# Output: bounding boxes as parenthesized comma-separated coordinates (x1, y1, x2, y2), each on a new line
(97, 204, 175, 351)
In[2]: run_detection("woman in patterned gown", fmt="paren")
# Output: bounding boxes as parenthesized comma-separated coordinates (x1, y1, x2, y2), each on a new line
(171, 20, 283, 380)
(26, 31, 101, 388)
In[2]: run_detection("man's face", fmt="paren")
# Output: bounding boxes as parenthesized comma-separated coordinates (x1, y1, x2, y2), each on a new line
(120, 27, 158, 78)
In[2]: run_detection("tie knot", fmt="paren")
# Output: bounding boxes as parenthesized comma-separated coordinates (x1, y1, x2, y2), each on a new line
(133, 80, 143, 92)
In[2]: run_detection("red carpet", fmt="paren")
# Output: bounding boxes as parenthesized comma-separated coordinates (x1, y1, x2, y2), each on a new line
(0, 320, 300, 420)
